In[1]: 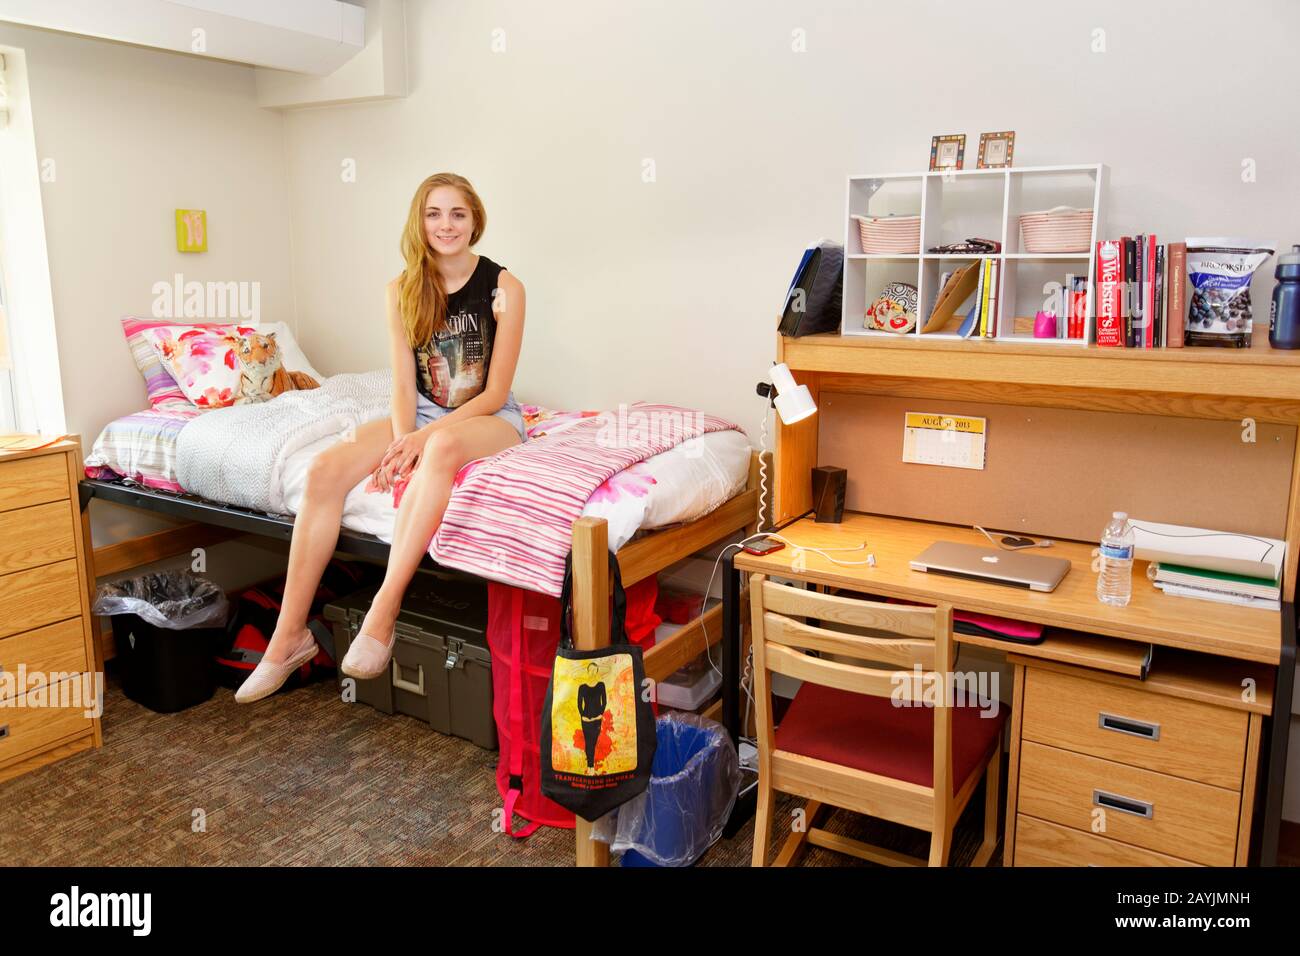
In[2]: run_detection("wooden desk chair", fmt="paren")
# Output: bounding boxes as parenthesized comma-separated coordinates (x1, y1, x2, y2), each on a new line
(748, 573, 1005, 867)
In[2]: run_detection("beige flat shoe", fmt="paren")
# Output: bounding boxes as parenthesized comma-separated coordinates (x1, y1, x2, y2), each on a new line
(340, 630, 396, 681)
(234, 630, 320, 704)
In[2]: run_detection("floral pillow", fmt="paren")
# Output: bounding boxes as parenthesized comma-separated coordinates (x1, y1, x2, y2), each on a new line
(145, 324, 253, 409)
(120, 317, 235, 408)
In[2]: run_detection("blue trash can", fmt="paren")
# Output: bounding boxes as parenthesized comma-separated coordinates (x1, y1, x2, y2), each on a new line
(609, 713, 741, 867)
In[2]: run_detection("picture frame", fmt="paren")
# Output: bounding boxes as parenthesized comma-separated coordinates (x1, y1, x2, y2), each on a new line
(977, 131, 1016, 169)
(929, 134, 965, 171)
(175, 208, 208, 253)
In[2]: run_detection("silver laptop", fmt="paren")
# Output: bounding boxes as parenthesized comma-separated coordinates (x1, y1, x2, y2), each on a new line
(911, 541, 1071, 592)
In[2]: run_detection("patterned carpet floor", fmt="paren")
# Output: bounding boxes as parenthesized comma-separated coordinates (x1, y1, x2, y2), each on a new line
(0, 669, 1001, 867)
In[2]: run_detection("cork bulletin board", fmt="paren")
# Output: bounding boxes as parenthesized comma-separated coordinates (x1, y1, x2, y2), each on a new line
(817, 391, 1295, 543)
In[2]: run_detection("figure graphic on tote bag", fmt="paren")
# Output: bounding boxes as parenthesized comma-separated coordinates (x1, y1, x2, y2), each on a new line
(577, 662, 607, 773)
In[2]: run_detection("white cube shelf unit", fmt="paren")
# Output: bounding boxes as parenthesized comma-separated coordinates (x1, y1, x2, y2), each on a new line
(843, 164, 1106, 345)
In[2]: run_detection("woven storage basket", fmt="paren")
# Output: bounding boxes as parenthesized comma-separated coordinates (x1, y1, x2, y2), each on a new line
(1019, 206, 1093, 253)
(853, 214, 921, 255)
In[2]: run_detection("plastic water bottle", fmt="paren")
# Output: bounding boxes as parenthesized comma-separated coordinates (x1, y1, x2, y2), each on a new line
(1097, 511, 1134, 608)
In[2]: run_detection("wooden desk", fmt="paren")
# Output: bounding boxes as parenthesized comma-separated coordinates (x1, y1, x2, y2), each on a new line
(728, 511, 1286, 866)
(734, 513, 1282, 665)
(750, 327, 1300, 866)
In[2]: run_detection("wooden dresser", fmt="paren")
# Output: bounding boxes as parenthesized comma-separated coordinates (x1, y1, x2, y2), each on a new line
(1006, 648, 1269, 867)
(0, 438, 102, 783)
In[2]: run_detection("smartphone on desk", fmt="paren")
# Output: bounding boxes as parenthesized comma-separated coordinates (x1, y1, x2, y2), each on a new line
(742, 537, 785, 557)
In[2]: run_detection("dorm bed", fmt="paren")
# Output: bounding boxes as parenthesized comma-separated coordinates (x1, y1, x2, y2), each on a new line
(82, 360, 761, 867)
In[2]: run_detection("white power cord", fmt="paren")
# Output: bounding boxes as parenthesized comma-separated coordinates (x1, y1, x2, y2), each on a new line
(665, 402, 873, 747)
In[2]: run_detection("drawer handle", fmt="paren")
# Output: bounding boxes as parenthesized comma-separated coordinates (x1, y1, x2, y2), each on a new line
(0, 725, 8, 739)
(1093, 788, 1154, 819)
(391, 661, 424, 696)
(1098, 711, 1160, 741)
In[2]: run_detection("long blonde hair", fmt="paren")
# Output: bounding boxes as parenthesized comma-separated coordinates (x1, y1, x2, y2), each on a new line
(398, 173, 487, 348)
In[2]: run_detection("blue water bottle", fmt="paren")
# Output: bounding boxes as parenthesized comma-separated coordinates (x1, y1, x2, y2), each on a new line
(1269, 245, 1300, 349)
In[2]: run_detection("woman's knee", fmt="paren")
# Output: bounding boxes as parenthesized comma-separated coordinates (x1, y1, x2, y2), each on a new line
(305, 448, 351, 498)
(420, 430, 462, 471)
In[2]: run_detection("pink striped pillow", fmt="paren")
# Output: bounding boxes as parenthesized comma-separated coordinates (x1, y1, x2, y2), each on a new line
(120, 317, 236, 407)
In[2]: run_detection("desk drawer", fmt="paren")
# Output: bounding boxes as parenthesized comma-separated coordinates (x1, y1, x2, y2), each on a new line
(0, 501, 77, 576)
(0, 560, 82, 640)
(1022, 666, 1247, 790)
(0, 454, 69, 513)
(1018, 741, 1239, 867)
(0, 620, 89, 703)
(0, 679, 94, 767)
(1015, 815, 1200, 867)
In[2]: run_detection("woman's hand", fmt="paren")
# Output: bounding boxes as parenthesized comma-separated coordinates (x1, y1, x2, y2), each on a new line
(371, 429, 427, 493)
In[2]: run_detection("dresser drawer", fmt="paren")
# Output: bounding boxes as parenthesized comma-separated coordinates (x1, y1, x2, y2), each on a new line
(0, 501, 77, 576)
(0, 619, 89, 703)
(0, 454, 69, 513)
(0, 679, 94, 767)
(1015, 815, 1200, 867)
(0, 560, 82, 640)
(1022, 666, 1247, 790)
(1017, 741, 1239, 866)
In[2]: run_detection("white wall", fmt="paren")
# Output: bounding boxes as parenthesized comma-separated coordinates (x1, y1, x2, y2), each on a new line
(2, 22, 297, 438)
(0, 21, 299, 583)
(282, 0, 1300, 441)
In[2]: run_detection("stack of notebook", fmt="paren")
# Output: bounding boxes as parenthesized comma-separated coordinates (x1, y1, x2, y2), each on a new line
(1150, 563, 1281, 611)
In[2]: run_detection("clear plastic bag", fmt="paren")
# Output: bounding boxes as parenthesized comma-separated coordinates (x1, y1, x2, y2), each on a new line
(593, 712, 741, 866)
(93, 570, 229, 630)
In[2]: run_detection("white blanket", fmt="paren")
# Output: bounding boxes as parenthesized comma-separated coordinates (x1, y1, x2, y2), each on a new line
(175, 370, 392, 513)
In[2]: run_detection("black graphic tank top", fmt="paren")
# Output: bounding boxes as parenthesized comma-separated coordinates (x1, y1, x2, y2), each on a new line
(413, 255, 505, 409)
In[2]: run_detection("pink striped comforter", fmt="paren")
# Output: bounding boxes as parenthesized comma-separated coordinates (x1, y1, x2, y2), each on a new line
(428, 402, 741, 595)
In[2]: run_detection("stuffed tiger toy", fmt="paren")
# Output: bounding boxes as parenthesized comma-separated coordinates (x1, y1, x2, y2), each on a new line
(226, 332, 319, 405)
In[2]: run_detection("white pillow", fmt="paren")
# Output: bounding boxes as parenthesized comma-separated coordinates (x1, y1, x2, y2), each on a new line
(251, 321, 324, 381)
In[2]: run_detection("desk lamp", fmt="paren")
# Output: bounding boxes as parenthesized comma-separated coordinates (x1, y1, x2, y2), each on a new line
(754, 362, 818, 532)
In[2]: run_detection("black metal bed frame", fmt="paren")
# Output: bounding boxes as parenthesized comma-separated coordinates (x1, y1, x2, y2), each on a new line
(79, 477, 400, 564)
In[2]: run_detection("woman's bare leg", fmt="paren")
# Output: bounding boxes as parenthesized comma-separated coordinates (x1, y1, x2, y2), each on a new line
(263, 418, 393, 662)
(356, 416, 521, 642)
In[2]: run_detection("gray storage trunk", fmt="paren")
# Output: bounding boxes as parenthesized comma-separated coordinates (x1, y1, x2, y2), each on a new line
(324, 571, 496, 749)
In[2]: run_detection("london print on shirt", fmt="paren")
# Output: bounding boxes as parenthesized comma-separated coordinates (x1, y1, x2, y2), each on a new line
(416, 305, 492, 409)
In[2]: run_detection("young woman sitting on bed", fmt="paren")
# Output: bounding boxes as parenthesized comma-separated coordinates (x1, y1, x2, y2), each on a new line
(236, 172, 526, 703)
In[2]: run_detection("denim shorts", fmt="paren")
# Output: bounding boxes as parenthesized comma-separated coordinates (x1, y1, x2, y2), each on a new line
(415, 390, 526, 442)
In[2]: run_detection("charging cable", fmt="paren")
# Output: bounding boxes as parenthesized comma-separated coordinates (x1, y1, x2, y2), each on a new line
(974, 525, 1053, 551)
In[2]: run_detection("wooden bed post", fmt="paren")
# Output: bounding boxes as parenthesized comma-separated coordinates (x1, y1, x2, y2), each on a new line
(571, 516, 611, 867)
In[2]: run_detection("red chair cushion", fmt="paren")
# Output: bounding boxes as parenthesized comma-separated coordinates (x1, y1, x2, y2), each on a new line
(774, 682, 1006, 794)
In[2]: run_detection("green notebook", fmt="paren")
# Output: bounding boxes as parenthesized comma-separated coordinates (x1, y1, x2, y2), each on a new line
(1154, 562, 1280, 597)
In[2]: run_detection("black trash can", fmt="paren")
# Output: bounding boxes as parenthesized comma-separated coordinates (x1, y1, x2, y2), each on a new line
(95, 571, 229, 713)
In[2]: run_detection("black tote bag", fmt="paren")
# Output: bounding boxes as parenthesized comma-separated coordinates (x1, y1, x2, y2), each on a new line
(539, 551, 657, 822)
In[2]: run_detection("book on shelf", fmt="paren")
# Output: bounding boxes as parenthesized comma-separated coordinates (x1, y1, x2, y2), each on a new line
(1167, 241, 1187, 348)
(1095, 240, 1124, 347)
(1124, 236, 1136, 347)
(984, 259, 999, 337)
(1143, 235, 1157, 348)
(1151, 562, 1281, 601)
(1159, 244, 1170, 348)
(958, 300, 980, 338)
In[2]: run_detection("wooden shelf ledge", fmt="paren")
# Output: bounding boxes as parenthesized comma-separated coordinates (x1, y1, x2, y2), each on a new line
(781, 327, 1300, 405)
